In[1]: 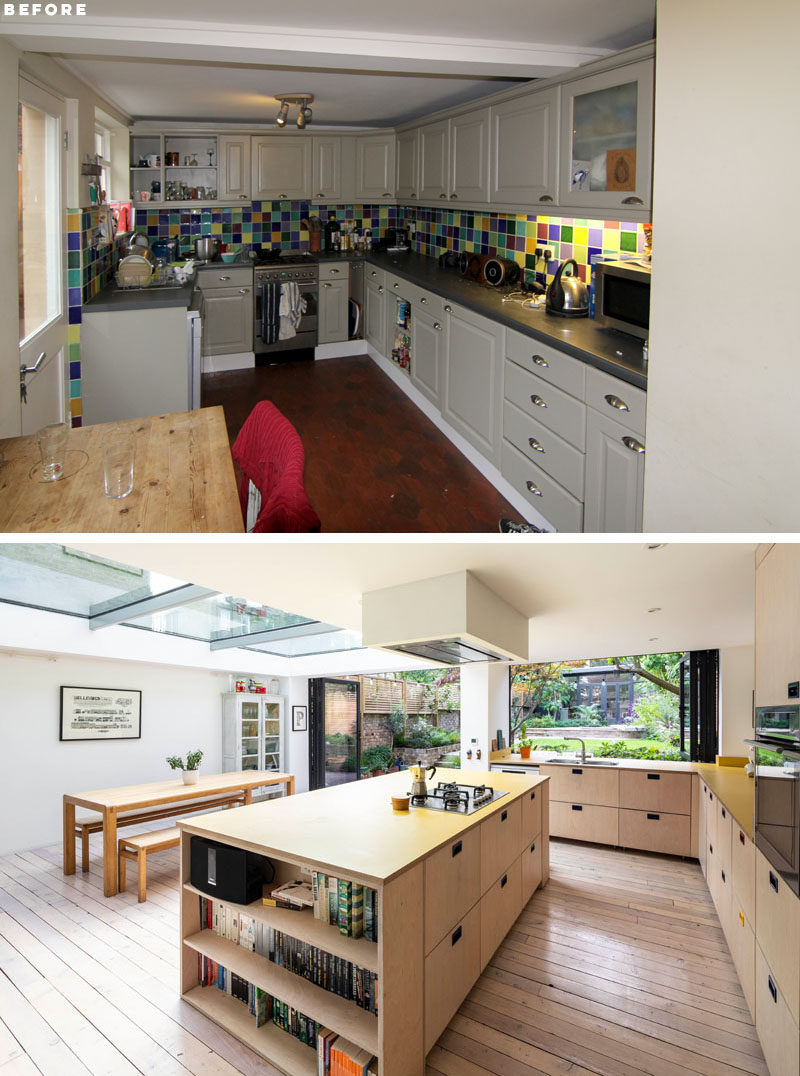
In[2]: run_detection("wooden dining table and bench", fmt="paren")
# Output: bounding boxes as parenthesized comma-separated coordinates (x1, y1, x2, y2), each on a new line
(0, 406, 243, 532)
(63, 770, 294, 896)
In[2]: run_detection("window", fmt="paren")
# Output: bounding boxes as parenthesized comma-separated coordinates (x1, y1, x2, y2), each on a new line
(94, 122, 112, 202)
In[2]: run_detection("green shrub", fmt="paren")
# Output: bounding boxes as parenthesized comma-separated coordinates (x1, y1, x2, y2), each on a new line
(360, 744, 393, 772)
(593, 740, 686, 761)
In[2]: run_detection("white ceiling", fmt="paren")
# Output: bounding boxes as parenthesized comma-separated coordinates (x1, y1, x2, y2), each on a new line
(2, 1, 656, 125)
(72, 540, 757, 664)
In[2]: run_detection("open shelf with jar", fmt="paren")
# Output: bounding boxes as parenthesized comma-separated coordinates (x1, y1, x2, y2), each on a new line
(129, 132, 222, 207)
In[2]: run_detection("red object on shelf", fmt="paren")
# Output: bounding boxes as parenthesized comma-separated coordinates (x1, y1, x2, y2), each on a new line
(255, 686, 266, 694)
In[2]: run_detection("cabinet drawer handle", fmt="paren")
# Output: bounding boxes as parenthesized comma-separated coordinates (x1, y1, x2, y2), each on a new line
(501, 810, 507, 822)
(439, 193, 447, 199)
(451, 925, 462, 946)
(721, 869, 726, 884)
(532, 354, 549, 367)
(571, 768, 583, 775)
(322, 282, 331, 288)
(501, 874, 508, 888)
(768, 975, 777, 1003)
(572, 804, 583, 811)
(739, 831, 745, 845)
(604, 393, 629, 411)
(769, 870, 779, 893)
(722, 807, 727, 818)
(433, 322, 442, 331)
(526, 481, 542, 496)
(239, 288, 249, 295)
(530, 394, 547, 408)
(647, 813, 660, 820)
(647, 773, 660, 780)
(622, 436, 645, 454)
(528, 437, 545, 453)
(316, 192, 324, 198)
(218, 275, 231, 281)
(538, 194, 554, 202)
(383, 192, 392, 198)
(622, 196, 644, 205)
(410, 191, 416, 198)
(530, 841, 536, 853)
(709, 843, 714, 854)
(530, 791, 536, 800)
(330, 268, 340, 274)
(452, 840, 462, 858)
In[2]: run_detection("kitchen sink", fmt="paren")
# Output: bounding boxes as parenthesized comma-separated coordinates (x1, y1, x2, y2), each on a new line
(543, 757, 619, 766)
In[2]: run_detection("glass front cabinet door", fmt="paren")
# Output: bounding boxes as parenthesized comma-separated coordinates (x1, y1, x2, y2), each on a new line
(222, 692, 285, 773)
(558, 58, 654, 216)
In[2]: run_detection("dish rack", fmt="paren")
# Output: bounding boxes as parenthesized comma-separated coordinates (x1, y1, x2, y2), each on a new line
(114, 273, 184, 290)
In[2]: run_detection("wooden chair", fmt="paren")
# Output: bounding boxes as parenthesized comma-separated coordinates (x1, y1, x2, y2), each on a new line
(118, 827, 181, 902)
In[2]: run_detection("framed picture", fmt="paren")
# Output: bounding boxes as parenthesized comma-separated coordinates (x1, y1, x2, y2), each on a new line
(292, 704, 308, 732)
(60, 686, 142, 741)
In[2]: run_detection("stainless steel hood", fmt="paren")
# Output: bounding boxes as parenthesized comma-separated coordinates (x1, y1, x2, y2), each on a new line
(361, 570, 528, 665)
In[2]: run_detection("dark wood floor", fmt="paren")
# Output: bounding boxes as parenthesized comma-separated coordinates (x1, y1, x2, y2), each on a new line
(201, 354, 519, 532)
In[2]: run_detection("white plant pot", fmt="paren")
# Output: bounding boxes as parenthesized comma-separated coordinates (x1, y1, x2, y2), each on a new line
(182, 769, 199, 785)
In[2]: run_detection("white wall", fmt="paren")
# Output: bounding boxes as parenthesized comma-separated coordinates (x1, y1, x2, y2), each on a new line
(286, 676, 310, 793)
(644, 0, 800, 530)
(719, 645, 754, 756)
(0, 650, 230, 855)
(460, 663, 509, 770)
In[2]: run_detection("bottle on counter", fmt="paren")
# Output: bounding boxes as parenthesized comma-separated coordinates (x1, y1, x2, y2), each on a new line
(324, 212, 340, 253)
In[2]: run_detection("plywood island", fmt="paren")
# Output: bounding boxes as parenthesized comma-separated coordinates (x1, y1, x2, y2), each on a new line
(177, 768, 549, 1076)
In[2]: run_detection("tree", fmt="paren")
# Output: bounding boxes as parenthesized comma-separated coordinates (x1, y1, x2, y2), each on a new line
(509, 661, 583, 740)
(605, 652, 684, 696)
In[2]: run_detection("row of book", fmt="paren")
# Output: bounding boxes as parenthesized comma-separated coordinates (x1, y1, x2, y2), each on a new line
(311, 873, 379, 942)
(198, 896, 379, 1014)
(317, 1027, 377, 1076)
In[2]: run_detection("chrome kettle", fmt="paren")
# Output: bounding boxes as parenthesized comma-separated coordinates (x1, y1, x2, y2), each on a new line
(546, 258, 589, 318)
(409, 761, 436, 798)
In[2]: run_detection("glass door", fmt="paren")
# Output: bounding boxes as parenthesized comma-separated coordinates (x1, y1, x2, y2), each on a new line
(309, 678, 361, 789)
(262, 699, 281, 771)
(240, 698, 261, 771)
(17, 77, 68, 434)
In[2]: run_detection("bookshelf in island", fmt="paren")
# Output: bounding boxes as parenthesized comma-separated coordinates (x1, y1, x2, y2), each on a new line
(178, 767, 549, 1076)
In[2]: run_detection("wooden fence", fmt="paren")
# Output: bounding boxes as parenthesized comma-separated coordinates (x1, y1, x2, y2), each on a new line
(347, 676, 460, 715)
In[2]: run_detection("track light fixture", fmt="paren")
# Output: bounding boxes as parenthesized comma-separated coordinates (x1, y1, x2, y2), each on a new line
(273, 94, 314, 129)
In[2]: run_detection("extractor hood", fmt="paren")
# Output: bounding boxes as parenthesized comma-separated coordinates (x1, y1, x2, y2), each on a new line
(361, 570, 528, 665)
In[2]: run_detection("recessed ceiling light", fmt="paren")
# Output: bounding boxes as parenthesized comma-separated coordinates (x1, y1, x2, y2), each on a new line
(649, 636, 659, 642)
(647, 543, 666, 550)
(647, 607, 662, 613)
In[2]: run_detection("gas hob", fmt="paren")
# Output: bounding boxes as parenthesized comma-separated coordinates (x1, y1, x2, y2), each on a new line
(409, 781, 507, 815)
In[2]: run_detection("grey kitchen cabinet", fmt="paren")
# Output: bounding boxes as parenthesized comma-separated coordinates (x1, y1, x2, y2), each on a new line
(355, 133, 396, 201)
(218, 135, 251, 202)
(583, 407, 645, 532)
(365, 274, 388, 355)
(251, 135, 312, 200)
(396, 128, 419, 201)
(411, 304, 448, 408)
(558, 58, 654, 218)
(195, 267, 253, 356)
(490, 87, 559, 208)
(443, 303, 503, 466)
(418, 120, 450, 203)
(450, 108, 490, 204)
(312, 136, 356, 203)
(318, 261, 350, 344)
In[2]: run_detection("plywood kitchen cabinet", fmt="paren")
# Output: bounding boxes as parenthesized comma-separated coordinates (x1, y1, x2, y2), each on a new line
(490, 87, 559, 208)
(442, 303, 503, 467)
(195, 267, 253, 356)
(539, 763, 619, 807)
(755, 543, 800, 706)
(550, 801, 619, 845)
(480, 797, 521, 893)
(731, 820, 756, 927)
(355, 134, 396, 202)
(479, 856, 522, 971)
(251, 136, 312, 201)
(218, 135, 251, 202)
(619, 770, 692, 815)
(754, 944, 800, 1076)
(318, 262, 350, 345)
(424, 828, 481, 955)
(424, 902, 480, 1053)
(755, 848, 800, 1023)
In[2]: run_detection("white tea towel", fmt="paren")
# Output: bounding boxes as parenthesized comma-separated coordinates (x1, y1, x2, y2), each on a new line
(278, 281, 307, 340)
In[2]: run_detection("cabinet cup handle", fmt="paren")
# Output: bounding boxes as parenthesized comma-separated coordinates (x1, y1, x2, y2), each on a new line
(433, 322, 442, 331)
(501, 874, 508, 888)
(528, 437, 545, 453)
(647, 813, 660, 820)
(330, 268, 340, 274)
(526, 481, 542, 496)
(382, 192, 391, 197)
(768, 975, 777, 1003)
(239, 288, 249, 295)
(622, 196, 644, 205)
(530, 394, 547, 408)
(316, 192, 324, 198)
(605, 393, 629, 411)
(450, 193, 458, 199)
(647, 773, 660, 780)
(452, 840, 462, 858)
(501, 810, 507, 822)
(769, 870, 779, 893)
(622, 436, 645, 454)
(322, 282, 331, 288)
(218, 275, 231, 281)
(439, 193, 447, 199)
(532, 354, 549, 367)
(571, 804, 583, 811)
(451, 925, 462, 946)
(410, 191, 416, 198)
(538, 194, 554, 202)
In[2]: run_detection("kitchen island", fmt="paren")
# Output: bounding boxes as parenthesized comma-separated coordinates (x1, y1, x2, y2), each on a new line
(177, 768, 549, 1076)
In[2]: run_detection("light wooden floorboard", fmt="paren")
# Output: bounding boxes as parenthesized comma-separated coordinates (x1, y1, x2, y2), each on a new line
(0, 835, 765, 1076)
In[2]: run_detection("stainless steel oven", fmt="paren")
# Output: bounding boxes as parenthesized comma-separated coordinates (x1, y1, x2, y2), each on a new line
(254, 256, 318, 359)
(748, 705, 800, 896)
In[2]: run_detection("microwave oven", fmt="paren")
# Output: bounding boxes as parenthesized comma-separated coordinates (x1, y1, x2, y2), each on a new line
(593, 258, 651, 340)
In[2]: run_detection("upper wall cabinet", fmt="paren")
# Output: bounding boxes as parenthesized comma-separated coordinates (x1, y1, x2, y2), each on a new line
(490, 88, 558, 208)
(558, 58, 654, 216)
(755, 544, 800, 706)
(218, 135, 251, 202)
(355, 133, 396, 202)
(251, 136, 312, 201)
(396, 128, 419, 201)
(311, 136, 343, 202)
(450, 108, 490, 205)
(419, 121, 450, 203)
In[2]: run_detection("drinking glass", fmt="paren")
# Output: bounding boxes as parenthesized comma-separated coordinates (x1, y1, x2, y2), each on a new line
(36, 422, 68, 481)
(101, 427, 135, 499)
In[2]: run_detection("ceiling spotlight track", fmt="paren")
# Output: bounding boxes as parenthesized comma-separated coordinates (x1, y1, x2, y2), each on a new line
(273, 93, 314, 129)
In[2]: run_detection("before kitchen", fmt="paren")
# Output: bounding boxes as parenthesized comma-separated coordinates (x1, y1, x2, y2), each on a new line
(0, 0, 797, 532)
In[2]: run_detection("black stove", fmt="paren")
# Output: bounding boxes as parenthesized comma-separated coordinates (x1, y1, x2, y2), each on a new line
(251, 249, 317, 267)
(409, 781, 507, 815)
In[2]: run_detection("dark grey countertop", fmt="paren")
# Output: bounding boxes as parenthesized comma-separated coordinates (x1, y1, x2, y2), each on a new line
(363, 251, 648, 390)
(84, 278, 195, 313)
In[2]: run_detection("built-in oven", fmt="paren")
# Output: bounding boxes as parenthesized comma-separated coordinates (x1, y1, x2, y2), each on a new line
(254, 256, 318, 362)
(747, 705, 800, 896)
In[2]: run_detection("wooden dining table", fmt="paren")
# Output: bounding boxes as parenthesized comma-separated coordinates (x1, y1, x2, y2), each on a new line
(0, 406, 243, 532)
(63, 770, 295, 896)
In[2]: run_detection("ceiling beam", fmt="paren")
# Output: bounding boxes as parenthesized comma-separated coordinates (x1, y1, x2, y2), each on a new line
(209, 620, 342, 650)
(88, 584, 216, 629)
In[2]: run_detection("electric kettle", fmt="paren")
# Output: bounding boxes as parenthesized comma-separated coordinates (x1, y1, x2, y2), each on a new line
(409, 762, 437, 798)
(545, 258, 589, 318)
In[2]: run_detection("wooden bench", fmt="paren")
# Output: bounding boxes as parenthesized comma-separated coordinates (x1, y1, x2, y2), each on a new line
(118, 827, 181, 902)
(75, 792, 246, 872)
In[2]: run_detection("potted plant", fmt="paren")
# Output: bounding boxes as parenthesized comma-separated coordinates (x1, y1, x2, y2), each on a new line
(519, 738, 533, 759)
(360, 744, 392, 777)
(166, 749, 204, 785)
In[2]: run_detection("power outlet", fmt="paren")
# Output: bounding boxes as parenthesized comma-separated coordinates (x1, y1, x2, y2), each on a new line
(544, 249, 553, 262)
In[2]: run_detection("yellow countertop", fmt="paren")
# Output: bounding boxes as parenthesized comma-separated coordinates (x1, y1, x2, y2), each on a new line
(179, 768, 546, 886)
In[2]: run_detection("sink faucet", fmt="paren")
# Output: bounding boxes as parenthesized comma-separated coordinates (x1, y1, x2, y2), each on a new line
(563, 736, 587, 763)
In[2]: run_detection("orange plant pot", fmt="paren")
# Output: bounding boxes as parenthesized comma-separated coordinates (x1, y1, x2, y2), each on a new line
(519, 746, 531, 759)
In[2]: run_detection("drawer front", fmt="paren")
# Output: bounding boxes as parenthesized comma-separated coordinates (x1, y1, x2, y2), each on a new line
(503, 398, 585, 500)
(197, 267, 253, 290)
(754, 944, 800, 1076)
(550, 801, 619, 846)
(424, 900, 481, 1054)
(755, 850, 800, 1022)
(365, 264, 386, 287)
(731, 823, 756, 928)
(539, 764, 619, 807)
(521, 837, 543, 904)
(704, 785, 719, 846)
(716, 798, 733, 877)
(728, 904, 756, 1018)
(480, 855, 522, 969)
(318, 261, 350, 282)
(712, 856, 733, 926)
(505, 328, 586, 398)
(619, 808, 691, 857)
(424, 827, 481, 954)
(521, 786, 543, 851)
(500, 440, 583, 532)
(619, 770, 692, 815)
(414, 289, 449, 317)
(585, 366, 647, 432)
(504, 361, 587, 449)
(480, 798, 522, 893)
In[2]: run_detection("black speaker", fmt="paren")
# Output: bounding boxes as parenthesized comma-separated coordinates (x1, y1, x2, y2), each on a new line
(190, 836, 269, 904)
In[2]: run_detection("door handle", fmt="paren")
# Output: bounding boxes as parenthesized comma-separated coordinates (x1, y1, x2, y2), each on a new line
(647, 773, 660, 780)
(451, 840, 462, 858)
(20, 351, 46, 377)
(451, 925, 462, 946)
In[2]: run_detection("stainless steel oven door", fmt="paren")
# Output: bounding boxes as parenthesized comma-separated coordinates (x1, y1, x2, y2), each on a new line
(753, 741, 800, 896)
(254, 281, 318, 354)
